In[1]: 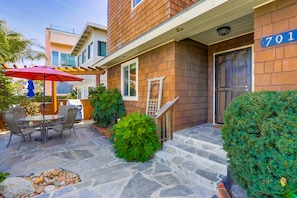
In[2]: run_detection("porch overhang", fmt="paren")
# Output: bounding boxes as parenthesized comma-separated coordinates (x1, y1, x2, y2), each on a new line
(94, 0, 274, 69)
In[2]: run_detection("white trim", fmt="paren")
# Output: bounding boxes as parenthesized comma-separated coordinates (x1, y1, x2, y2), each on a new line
(121, 58, 139, 101)
(131, 0, 144, 10)
(253, 0, 275, 9)
(212, 44, 254, 124)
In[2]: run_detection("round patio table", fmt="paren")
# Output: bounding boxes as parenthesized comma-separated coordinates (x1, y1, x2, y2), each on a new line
(19, 115, 64, 143)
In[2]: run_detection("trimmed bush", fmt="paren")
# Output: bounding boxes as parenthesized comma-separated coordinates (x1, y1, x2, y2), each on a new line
(112, 112, 161, 162)
(221, 90, 297, 197)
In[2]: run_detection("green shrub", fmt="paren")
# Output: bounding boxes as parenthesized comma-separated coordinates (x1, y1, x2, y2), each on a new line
(0, 171, 9, 182)
(112, 112, 161, 162)
(221, 90, 297, 198)
(90, 85, 125, 128)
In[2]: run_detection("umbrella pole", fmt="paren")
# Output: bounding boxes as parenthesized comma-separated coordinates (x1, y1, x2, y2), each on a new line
(42, 76, 45, 116)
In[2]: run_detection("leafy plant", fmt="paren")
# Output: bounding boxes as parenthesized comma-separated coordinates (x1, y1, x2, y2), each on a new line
(112, 112, 161, 162)
(90, 85, 125, 128)
(221, 90, 297, 198)
(0, 70, 15, 111)
(0, 171, 9, 183)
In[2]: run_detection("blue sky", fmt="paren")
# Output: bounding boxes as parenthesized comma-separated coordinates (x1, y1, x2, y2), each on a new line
(0, 0, 107, 66)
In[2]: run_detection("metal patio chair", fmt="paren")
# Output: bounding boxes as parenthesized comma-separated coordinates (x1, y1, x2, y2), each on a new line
(48, 108, 78, 138)
(2, 111, 37, 149)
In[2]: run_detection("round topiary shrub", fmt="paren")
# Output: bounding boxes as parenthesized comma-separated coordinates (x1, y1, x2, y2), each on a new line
(221, 90, 297, 198)
(112, 112, 161, 162)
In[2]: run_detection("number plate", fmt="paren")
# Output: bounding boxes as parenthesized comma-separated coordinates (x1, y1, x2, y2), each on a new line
(261, 29, 297, 48)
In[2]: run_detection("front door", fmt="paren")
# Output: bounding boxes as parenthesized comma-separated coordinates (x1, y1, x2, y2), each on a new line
(215, 47, 252, 123)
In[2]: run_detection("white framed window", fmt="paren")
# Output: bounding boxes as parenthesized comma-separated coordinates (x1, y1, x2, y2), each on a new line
(132, 0, 143, 8)
(121, 58, 138, 101)
(88, 42, 93, 59)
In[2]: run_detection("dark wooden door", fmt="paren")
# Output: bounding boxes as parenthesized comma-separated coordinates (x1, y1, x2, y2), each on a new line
(215, 47, 252, 123)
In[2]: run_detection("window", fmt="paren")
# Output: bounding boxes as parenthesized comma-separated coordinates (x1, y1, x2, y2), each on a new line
(88, 42, 93, 59)
(121, 58, 138, 100)
(98, 41, 106, 57)
(77, 55, 81, 67)
(60, 53, 76, 67)
(51, 51, 59, 65)
(132, 0, 143, 8)
(82, 49, 86, 64)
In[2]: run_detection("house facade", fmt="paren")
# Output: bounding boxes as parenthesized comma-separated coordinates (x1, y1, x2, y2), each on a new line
(71, 22, 107, 99)
(45, 26, 79, 96)
(95, 0, 297, 132)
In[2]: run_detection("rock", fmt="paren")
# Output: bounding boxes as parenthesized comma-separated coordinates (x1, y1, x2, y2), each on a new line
(44, 185, 55, 193)
(34, 176, 44, 184)
(230, 185, 248, 198)
(35, 185, 44, 194)
(52, 170, 59, 176)
(56, 175, 66, 182)
(0, 177, 35, 198)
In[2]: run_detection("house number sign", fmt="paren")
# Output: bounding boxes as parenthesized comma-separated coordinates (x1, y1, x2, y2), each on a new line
(261, 29, 297, 48)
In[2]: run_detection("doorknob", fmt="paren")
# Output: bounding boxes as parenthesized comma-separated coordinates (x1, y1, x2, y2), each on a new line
(245, 85, 249, 91)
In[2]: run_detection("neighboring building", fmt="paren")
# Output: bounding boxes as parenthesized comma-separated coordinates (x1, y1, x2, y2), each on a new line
(45, 23, 107, 99)
(71, 22, 107, 99)
(45, 25, 79, 96)
(95, 0, 297, 133)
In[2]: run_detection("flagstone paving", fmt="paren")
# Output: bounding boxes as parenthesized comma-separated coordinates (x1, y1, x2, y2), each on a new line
(0, 121, 217, 198)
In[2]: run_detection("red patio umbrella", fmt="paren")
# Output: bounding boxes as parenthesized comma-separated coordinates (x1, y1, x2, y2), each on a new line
(5, 66, 83, 114)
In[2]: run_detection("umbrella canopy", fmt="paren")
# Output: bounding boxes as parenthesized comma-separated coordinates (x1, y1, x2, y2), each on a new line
(5, 66, 83, 115)
(5, 66, 83, 82)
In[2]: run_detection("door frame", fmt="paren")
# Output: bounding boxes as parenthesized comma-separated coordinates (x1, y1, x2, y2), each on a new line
(212, 44, 254, 124)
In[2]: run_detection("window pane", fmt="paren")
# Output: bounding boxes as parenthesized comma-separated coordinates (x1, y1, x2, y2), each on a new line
(52, 51, 58, 65)
(123, 66, 129, 96)
(61, 53, 67, 66)
(133, 0, 142, 7)
(129, 63, 136, 96)
(98, 41, 107, 57)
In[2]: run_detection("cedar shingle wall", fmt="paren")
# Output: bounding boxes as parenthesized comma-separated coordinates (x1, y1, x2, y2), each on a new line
(107, 0, 199, 54)
(254, 0, 297, 91)
(107, 39, 208, 132)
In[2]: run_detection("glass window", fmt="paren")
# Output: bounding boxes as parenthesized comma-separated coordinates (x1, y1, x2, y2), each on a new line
(82, 49, 86, 63)
(121, 58, 138, 100)
(88, 42, 93, 59)
(60, 53, 76, 67)
(98, 41, 106, 57)
(77, 55, 81, 67)
(51, 51, 59, 65)
(132, 0, 143, 8)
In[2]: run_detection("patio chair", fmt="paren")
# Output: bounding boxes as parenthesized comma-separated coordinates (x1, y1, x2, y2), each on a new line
(2, 111, 37, 149)
(10, 106, 27, 127)
(48, 105, 70, 127)
(48, 108, 78, 138)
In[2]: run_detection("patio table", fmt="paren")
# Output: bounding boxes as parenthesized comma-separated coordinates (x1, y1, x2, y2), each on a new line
(19, 115, 64, 143)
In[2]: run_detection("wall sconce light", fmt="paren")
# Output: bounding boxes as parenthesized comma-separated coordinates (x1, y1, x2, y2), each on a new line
(217, 26, 231, 36)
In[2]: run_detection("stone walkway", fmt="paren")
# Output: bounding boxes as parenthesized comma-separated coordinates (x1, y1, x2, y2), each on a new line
(0, 121, 217, 198)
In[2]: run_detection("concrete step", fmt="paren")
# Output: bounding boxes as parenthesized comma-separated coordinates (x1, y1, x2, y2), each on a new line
(163, 139, 228, 175)
(154, 125, 229, 191)
(154, 150, 226, 190)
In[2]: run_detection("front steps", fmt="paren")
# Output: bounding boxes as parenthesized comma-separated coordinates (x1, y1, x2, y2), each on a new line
(154, 124, 229, 191)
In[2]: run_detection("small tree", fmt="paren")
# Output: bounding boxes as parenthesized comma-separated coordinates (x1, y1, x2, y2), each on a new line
(90, 85, 125, 128)
(0, 70, 15, 111)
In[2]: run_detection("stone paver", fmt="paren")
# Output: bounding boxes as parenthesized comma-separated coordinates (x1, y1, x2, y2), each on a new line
(0, 121, 217, 198)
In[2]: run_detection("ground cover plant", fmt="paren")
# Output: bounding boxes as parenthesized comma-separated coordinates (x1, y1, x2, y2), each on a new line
(221, 90, 297, 197)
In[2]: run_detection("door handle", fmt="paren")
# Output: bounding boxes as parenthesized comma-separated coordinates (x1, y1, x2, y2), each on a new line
(245, 85, 249, 91)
